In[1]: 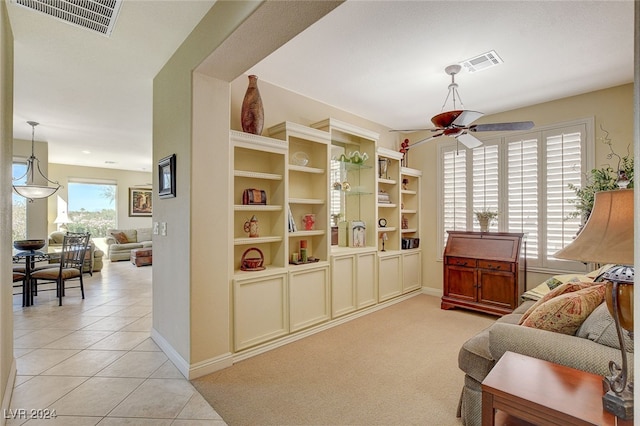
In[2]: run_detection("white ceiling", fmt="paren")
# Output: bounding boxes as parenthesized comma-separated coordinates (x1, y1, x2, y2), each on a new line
(8, 0, 635, 172)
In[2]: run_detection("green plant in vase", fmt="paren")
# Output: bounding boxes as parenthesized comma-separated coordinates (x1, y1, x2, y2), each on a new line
(568, 129, 634, 222)
(474, 209, 498, 232)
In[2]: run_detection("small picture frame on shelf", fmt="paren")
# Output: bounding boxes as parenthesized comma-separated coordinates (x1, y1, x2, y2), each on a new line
(158, 154, 176, 198)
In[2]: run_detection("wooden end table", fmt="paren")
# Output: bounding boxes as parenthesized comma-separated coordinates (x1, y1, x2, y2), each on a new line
(481, 351, 632, 426)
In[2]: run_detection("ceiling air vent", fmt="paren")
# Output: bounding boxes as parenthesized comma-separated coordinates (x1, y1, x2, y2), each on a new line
(461, 50, 503, 73)
(12, 0, 122, 37)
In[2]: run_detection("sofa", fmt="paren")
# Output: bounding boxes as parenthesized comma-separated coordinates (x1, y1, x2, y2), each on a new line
(457, 266, 634, 426)
(48, 231, 104, 273)
(106, 228, 153, 261)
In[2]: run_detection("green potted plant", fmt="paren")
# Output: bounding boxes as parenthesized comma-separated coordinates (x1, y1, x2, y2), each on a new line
(568, 133, 634, 222)
(474, 209, 498, 232)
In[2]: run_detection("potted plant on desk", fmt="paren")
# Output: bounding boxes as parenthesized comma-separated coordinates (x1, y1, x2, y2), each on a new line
(474, 209, 498, 232)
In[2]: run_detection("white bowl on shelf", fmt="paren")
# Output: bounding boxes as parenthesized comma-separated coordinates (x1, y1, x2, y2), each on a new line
(291, 151, 309, 166)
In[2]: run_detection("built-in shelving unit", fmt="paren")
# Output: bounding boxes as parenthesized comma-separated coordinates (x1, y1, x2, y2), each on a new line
(229, 119, 423, 353)
(231, 131, 287, 275)
(400, 167, 422, 243)
(268, 121, 331, 265)
(312, 118, 377, 249)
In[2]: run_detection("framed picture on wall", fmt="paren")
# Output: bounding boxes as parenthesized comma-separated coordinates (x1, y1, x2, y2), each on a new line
(158, 154, 176, 198)
(129, 188, 153, 217)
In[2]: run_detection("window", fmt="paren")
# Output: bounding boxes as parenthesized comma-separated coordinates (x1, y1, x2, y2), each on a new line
(12, 162, 28, 240)
(438, 118, 593, 272)
(67, 180, 117, 238)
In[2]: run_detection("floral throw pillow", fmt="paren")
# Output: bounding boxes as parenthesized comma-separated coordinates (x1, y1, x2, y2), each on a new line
(111, 231, 129, 244)
(521, 284, 606, 335)
(519, 282, 593, 325)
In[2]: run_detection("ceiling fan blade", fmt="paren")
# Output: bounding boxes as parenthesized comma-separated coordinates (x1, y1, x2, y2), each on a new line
(456, 132, 483, 149)
(409, 133, 443, 148)
(389, 128, 437, 133)
(469, 121, 535, 132)
(451, 110, 484, 127)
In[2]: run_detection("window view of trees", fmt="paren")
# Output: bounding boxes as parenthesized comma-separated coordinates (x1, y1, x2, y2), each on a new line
(66, 182, 117, 238)
(12, 163, 27, 241)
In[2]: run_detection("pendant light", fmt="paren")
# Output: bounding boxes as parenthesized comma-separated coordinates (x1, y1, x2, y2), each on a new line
(12, 121, 60, 201)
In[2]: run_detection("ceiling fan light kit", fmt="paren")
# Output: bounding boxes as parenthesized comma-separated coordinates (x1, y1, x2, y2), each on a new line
(394, 65, 534, 149)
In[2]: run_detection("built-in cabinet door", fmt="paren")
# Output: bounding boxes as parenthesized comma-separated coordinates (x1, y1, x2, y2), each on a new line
(233, 273, 288, 351)
(402, 250, 421, 293)
(356, 251, 377, 309)
(331, 255, 356, 318)
(289, 265, 330, 332)
(378, 253, 402, 302)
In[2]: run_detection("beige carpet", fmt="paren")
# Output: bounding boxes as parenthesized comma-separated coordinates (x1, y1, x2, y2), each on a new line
(192, 294, 496, 426)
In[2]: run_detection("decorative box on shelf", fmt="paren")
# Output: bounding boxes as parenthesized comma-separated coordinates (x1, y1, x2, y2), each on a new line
(337, 220, 367, 247)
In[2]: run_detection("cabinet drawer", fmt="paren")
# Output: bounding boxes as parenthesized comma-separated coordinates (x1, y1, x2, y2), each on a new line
(478, 260, 514, 272)
(446, 257, 476, 268)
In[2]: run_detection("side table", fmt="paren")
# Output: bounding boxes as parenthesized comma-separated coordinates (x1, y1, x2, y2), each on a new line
(481, 351, 632, 426)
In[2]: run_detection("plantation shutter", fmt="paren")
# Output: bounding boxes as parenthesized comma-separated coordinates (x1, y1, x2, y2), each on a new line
(543, 126, 584, 268)
(472, 143, 499, 231)
(506, 134, 539, 262)
(442, 147, 466, 245)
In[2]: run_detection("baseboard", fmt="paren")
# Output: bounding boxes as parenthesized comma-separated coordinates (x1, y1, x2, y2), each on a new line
(421, 286, 442, 297)
(150, 328, 233, 380)
(1, 358, 17, 426)
(188, 352, 233, 380)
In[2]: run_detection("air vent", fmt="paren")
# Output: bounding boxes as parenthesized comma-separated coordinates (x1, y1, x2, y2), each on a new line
(12, 0, 122, 37)
(461, 50, 503, 73)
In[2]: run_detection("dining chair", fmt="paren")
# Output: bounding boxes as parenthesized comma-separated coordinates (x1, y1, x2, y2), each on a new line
(12, 271, 27, 306)
(30, 232, 91, 306)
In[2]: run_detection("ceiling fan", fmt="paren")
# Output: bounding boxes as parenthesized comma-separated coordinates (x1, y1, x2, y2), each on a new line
(394, 64, 534, 149)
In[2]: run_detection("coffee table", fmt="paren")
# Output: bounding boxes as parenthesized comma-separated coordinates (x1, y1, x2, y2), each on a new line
(481, 351, 631, 426)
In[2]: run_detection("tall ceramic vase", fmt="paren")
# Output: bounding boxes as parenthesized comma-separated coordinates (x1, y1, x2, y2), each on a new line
(241, 75, 264, 135)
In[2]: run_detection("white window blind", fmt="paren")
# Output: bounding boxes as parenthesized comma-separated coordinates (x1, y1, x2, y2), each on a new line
(442, 148, 467, 241)
(438, 119, 592, 273)
(506, 135, 539, 259)
(543, 127, 584, 269)
(472, 143, 499, 232)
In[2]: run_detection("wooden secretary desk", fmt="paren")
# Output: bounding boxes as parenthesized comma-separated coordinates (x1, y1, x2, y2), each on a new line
(442, 231, 526, 316)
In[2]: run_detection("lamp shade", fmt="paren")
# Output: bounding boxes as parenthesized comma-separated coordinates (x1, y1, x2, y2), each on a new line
(13, 184, 59, 199)
(54, 211, 70, 224)
(554, 189, 634, 265)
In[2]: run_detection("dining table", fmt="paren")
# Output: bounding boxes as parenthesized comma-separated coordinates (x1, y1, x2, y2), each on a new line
(12, 247, 59, 306)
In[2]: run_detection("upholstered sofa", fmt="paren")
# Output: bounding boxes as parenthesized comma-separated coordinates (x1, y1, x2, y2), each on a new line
(48, 231, 104, 273)
(106, 228, 153, 261)
(457, 267, 634, 426)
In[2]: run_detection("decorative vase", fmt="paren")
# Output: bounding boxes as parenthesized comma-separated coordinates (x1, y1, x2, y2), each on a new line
(478, 217, 489, 232)
(241, 75, 264, 135)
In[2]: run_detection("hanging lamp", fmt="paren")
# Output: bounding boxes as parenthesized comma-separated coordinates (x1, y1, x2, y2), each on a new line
(12, 121, 60, 201)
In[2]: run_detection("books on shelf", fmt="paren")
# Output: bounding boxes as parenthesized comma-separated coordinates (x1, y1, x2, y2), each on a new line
(378, 189, 391, 204)
(288, 205, 297, 232)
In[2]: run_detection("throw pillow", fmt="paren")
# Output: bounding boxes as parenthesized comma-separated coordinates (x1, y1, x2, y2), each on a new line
(111, 231, 129, 244)
(521, 284, 606, 335)
(519, 282, 593, 325)
(576, 302, 634, 352)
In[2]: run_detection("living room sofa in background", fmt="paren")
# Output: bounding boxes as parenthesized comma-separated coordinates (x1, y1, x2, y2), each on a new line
(48, 231, 104, 273)
(106, 228, 153, 261)
(457, 266, 634, 426)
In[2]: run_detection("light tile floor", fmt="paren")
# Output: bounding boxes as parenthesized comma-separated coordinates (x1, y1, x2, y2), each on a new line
(9, 260, 227, 425)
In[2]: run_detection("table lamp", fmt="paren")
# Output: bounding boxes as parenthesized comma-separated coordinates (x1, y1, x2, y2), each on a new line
(54, 210, 71, 232)
(554, 189, 634, 420)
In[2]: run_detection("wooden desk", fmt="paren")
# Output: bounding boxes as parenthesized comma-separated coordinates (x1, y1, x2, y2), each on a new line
(481, 351, 631, 426)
